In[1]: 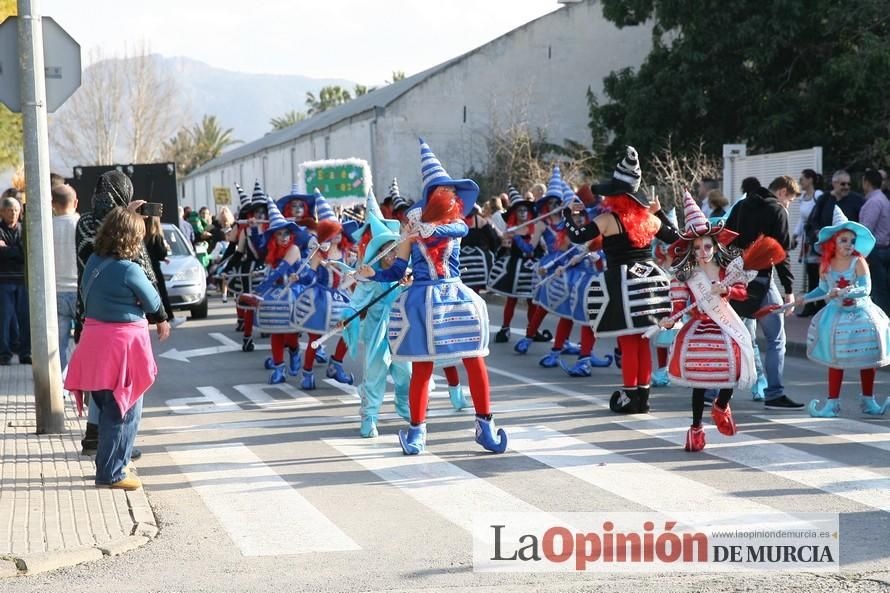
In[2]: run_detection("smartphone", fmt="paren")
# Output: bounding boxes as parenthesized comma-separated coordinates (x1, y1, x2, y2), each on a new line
(139, 202, 164, 217)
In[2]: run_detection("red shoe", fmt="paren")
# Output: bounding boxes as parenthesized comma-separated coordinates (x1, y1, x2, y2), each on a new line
(711, 402, 738, 436)
(684, 425, 706, 452)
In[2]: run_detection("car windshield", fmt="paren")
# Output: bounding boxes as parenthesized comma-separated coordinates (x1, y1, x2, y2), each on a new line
(162, 226, 193, 257)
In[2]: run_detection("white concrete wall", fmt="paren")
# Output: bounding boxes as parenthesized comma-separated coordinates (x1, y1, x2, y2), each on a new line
(183, 0, 651, 207)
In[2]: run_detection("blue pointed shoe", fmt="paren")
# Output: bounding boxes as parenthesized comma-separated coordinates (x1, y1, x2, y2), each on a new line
(539, 350, 561, 368)
(560, 341, 581, 356)
(751, 373, 767, 401)
(861, 395, 886, 416)
(808, 398, 839, 418)
(514, 337, 532, 354)
(300, 369, 316, 390)
(326, 361, 354, 385)
(559, 356, 591, 377)
(398, 423, 427, 455)
(589, 351, 613, 367)
(287, 347, 301, 376)
(475, 416, 508, 453)
(269, 363, 287, 385)
(315, 344, 329, 365)
(264, 357, 275, 370)
(448, 385, 469, 410)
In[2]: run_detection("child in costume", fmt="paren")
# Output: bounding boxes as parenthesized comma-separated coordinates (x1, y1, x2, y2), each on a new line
(799, 210, 890, 417)
(514, 171, 577, 355)
(535, 184, 612, 374)
(661, 192, 769, 452)
(563, 147, 679, 414)
(252, 198, 312, 384)
(342, 202, 411, 437)
(359, 139, 508, 455)
(292, 192, 353, 390)
(488, 184, 549, 345)
(234, 182, 269, 352)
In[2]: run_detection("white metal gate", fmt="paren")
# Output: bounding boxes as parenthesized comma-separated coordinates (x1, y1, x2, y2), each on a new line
(723, 145, 823, 293)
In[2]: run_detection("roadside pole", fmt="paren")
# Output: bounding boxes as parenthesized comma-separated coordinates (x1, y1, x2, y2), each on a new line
(18, 0, 64, 433)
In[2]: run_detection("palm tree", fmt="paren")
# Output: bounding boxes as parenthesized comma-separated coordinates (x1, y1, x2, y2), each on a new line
(353, 84, 376, 97)
(387, 70, 406, 84)
(269, 110, 307, 130)
(305, 85, 353, 116)
(161, 115, 240, 176)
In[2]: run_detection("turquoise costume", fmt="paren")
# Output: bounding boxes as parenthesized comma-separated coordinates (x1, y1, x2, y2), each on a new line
(804, 258, 890, 369)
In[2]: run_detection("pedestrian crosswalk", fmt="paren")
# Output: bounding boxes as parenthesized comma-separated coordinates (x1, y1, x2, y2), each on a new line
(151, 362, 890, 561)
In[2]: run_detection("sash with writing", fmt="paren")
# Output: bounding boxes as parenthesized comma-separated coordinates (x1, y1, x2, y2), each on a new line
(687, 268, 757, 390)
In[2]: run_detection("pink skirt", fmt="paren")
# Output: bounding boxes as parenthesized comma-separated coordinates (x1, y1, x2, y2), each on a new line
(64, 318, 157, 417)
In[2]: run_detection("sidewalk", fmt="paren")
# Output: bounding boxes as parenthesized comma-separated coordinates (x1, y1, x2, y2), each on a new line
(0, 365, 157, 578)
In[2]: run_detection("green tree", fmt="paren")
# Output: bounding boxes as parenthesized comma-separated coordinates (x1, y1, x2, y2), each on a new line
(269, 109, 306, 130)
(161, 115, 240, 176)
(598, 0, 890, 171)
(388, 70, 406, 84)
(0, 0, 22, 170)
(305, 85, 352, 116)
(353, 83, 377, 97)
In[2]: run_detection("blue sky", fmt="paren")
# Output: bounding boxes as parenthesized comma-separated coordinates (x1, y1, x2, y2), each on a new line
(41, 0, 561, 83)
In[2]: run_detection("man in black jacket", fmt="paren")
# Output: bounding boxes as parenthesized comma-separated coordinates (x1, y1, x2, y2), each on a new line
(725, 176, 803, 410)
(0, 195, 29, 365)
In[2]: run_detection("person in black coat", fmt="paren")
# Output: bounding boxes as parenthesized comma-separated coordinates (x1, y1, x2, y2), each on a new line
(724, 176, 803, 410)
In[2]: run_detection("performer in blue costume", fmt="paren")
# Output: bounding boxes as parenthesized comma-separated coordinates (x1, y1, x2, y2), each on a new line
(800, 210, 890, 417)
(293, 192, 354, 390)
(359, 139, 508, 455)
(342, 201, 411, 437)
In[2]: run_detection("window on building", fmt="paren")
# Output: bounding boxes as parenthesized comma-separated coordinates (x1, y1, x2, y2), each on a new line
(324, 136, 331, 159)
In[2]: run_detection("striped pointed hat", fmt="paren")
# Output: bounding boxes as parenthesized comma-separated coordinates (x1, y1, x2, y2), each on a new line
(234, 183, 251, 216)
(418, 138, 479, 217)
(390, 178, 413, 213)
(313, 189, 342, 244)
(677, 189, 736, 245)
(240, 180, 268, 214)
(505, 183, 533, 216)
(591, 146, 650, 207)
(543, 165, 564, 201)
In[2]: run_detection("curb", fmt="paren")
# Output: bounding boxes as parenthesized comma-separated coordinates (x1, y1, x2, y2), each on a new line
(1, 489, 159, 578)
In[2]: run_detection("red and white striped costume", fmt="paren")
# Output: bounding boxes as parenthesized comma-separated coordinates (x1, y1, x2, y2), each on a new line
(667, 271, 749, 388)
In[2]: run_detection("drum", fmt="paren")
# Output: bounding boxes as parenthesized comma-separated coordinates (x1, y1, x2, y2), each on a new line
(254, 284, 301, 333)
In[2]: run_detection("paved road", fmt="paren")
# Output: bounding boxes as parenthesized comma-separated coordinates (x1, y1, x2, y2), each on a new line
(7, 298, 890, 592)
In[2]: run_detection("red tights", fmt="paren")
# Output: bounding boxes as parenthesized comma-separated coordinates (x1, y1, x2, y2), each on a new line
(409, 357, 490, 424)
(828, 368, 876, 398)
(270, 333, 299, 363)
(503, 298, 537, 328)
(303, 336, 349, 371)
(525, 305, 548, 338)
(444, 366, 460, 387)
(242, 310, 254, 337)
(616, 334, 653, 388)
(552, 320, 595, 356)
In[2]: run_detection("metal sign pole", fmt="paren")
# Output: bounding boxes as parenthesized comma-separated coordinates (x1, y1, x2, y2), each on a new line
(18, 0, 64, 433)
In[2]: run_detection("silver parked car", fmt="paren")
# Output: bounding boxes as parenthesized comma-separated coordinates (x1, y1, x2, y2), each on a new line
(161, 223, 208, 319)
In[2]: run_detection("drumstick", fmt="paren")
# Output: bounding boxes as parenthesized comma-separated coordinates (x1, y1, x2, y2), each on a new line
(642, 302, 697, 339)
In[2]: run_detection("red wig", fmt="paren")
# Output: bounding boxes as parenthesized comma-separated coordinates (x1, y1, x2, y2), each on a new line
(422, 187, 462, 224)
(603, 194, 659, 248)
(265, 232, 295, 265)
(506, 204, 532, 229)
(316, 219, 342, 245)
(819, 230, 860, 274)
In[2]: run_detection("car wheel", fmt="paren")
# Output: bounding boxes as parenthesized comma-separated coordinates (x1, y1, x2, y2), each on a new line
(190, 296, 209, 319)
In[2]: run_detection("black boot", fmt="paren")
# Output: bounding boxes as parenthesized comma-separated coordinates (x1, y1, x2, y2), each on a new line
(495, 327, 511, 343)
(242, 336, 255, 352)
(609, 388, 638, 414)
(635, 385, 651, 413)
(613, 347, 622, 369)
(81, 422, 99, 456)
(532, 329, 553, 343)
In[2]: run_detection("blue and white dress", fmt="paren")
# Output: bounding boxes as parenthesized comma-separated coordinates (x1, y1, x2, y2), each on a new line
(386, 222, 490, 361)
(292, 259, 352, 334)
(805, 258, 890, 369)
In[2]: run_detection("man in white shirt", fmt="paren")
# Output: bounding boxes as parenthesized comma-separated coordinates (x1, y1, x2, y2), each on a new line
(51, 184, 79, 371)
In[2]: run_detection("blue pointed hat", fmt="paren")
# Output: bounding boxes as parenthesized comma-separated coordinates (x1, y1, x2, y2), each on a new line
(314, 189, 336, 223)
(262, 197, 302, 243)
(366, 187, 384, 221)
(363, 215, 401, 266)
(353, 188, 399, 243)
(816, 208, 876, 257)
(276, 183, 316, 222)
(543, 165, 564, 201)
(561, 181, 583, 207)
(418, 138, 479, 217)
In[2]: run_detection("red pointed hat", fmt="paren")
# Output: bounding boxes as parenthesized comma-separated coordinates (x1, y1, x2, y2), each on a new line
(677, 189, 737, 245)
